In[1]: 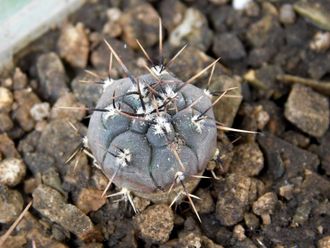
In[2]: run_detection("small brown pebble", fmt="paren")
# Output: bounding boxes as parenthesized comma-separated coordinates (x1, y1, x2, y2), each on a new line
(233, 224, 246, 241)
(0, 158, 26, 186)
(0, 133, 20, 158)
(76, 188, 107, 214)
(24, 177, 39, 194)
(0, 112, 13, 132)
(91, 170, 108, 191)
(318, 236, 330, 248)
(0, 86, 13, 113)
(12, 67, 28, 90)
(134, 204, 174, 244)
(103, 8, 122, 37)
(133, 196, 151, 212)
(216, 174, 253, 226)
(244, 213, 260, 230)
(119, 3, 159, 49)
(50, 93, 86, 121)
(13, 88, 40, 132)
(58, 23, 89, 68)
(0, 185, 24, 223)
(278, 184, 294, 200)
(310, 32, 330, 52)
(252, 192, 277, 225)
(230, 142, 264, 176)
(195, 188, 215, 214)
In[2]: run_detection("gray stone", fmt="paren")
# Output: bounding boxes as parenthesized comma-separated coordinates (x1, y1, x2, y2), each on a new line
(285, 84, 329, 138)
(32, 184, 95, 240)
(36, 52, 68, 102)
(213, 33, 246, 62)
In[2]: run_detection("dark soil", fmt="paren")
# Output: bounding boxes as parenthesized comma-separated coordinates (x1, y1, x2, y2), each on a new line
(0, 0, 330, 247)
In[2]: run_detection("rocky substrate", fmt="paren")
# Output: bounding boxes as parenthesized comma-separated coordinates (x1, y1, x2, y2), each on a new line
(0, 0, 329, 247)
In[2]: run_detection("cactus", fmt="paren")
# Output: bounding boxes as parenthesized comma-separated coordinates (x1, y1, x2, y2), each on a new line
(65, 19, 254, 222)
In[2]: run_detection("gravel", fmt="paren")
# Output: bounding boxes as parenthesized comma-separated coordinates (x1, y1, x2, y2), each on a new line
(284, 84, 329, 138)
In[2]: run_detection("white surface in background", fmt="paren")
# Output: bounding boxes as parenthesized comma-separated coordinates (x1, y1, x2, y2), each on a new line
(232, 0, 252, 10)
(0, 0, 85, 72)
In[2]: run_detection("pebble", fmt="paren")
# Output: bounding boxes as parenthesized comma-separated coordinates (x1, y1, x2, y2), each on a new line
(195, 188, 215, 214)
(284, 84, 329, 138)
(36, 52, 68, 102)
(90, 37, 138, 75)
(103, 8, 122, 38)
(216, 174, 253, 226)
(134, 204, 174, 244)
(209, 75, 242, 127)
(37, 120, 86, 172)
(0, 86, 13, 113)
(58, 23, 89, 68)
(317, 131, 330, 175)
(279, 4, 296, 24)
(244, 213, 259, 230)
(170, 8, 213, 52)
(133, 196, 151, 213)
(246, 15, 283, 48)
(0, 112, 13, 132)
(50, 93, 86, 121)
(13, 88, 40, 132)
(30, 102, 50, 121)
(159, 0, 186, 32)
(278, 184, 294, 200)
(229, 142, 264, 177)
(212, 33, 246, 62)
(119, 3, 159, 49)
(252, 192, 277, 225)
(0, 158, 26, 187)
(282, 130, 310, 148)
(0, 185, 24, 223)
(318, 236, 330, 248)
(76, 188, 107, 214)
(71, 73, 103, 107)
(233, 224, 246, 241)
(16, 212, 69, 247)
(0, 133, 20, 158)
(292, 201, 312, 226)
(12, 67, 28, 90)
(232, 0, 252, 10)
(309, 32, 330, 52)
(32, 184, 95, 240)
(168, 46, 227, 83)
(257, 132, 319, 179)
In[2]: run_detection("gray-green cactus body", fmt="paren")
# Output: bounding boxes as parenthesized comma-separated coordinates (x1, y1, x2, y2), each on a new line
(87, 71, 217, 195)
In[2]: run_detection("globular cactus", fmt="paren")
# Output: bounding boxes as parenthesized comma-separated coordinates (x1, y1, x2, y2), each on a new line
(66, 20, 250, 221)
